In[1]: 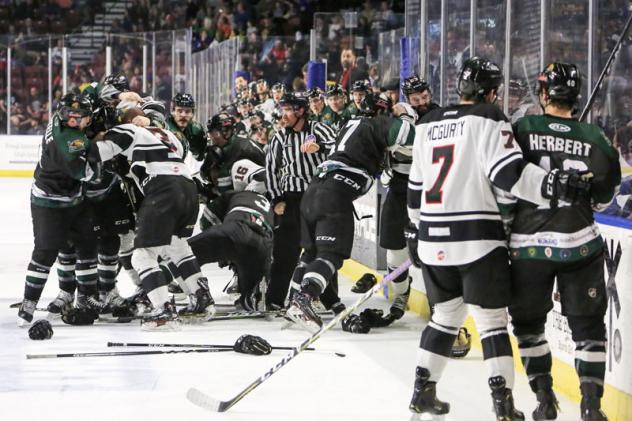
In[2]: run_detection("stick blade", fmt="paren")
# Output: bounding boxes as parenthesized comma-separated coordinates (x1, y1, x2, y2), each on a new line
(186, 387, 224, 412)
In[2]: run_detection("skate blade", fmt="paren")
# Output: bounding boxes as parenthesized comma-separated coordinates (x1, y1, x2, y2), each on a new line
(285, 307, 321, 334)
(46, 312, 62, 321)
(140, 319, 182, 331)
(409, 413, 446, 421)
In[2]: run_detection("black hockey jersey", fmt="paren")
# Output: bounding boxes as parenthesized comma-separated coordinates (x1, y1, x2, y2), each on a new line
(509, 114, 621, 261)
(324, 115, 415, 180)
(204, 190, 273, 236)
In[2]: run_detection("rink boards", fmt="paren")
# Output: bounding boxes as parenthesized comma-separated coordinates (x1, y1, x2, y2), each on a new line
(3, 134, 632, 419)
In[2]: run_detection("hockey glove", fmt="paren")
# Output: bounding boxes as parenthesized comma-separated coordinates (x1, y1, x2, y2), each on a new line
(404, 221, 423, 268)
(28, 319, 54, 340)
(61, 307, 98, 326)
(351, 273, 377, 293)
(233, 334, 272, 355)
(541, 169, 593, 208)
(341, 314, 371, 334)
(359, 308, 396, 328)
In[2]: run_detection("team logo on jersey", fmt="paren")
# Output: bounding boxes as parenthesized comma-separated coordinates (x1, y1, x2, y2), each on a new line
(67, 139, 85, 152)
(560, 249, 571, 260)
(588, 288, 597, 298)
(580, 245, 589, 256)
(527, 247, 537, 257)
(437, 250, 446, 261)
(548, 123, 571, 133)
(544, 247, 553, 258)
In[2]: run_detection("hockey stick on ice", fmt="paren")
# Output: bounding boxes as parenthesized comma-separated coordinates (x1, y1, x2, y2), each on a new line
(26, 348, 233, 359)
(107, 341, 346, 357)
(579, 11, 632, 122)
(186, 259, 412, 412)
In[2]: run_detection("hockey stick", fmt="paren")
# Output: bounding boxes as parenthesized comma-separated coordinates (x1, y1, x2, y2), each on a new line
(186, 260, 412, 412)
(26, 348, 233, 360)
(579, 11, 632, 122)
(106, 341, 346, 357)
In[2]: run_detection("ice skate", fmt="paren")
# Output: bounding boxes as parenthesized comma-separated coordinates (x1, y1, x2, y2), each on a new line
(285, 291, 322, 333)
(489, 376, 525, 420)
(46, 290, 74, 319)
(17, 299, 37, 327)
(531, 375, 559, 420)
(168, 281, 187, 302)
(141, 301, 181, 331)
(76, 293, 107, 313)
(409, 367, 450, 416)
(581, 383, 607, 421)
(178, 281, 216, 322)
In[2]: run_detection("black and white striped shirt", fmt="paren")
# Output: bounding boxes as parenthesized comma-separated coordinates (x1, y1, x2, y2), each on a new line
(96, 123, 191, 193)
(265, 120, 336, 202)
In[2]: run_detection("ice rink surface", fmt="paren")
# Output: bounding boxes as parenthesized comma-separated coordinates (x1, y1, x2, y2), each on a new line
(0, 178, 582, 420)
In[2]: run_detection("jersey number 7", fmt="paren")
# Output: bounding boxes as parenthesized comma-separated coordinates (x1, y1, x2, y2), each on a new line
(426, 145, 454, 204)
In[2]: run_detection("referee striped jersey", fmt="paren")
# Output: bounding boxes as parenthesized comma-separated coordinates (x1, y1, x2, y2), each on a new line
(96, 123, 191, 193)
(265, 120, 336, 202)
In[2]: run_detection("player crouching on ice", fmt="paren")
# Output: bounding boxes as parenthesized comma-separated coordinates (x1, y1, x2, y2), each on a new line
(88, 107, 216, 330)
(187, 159, 273, 312)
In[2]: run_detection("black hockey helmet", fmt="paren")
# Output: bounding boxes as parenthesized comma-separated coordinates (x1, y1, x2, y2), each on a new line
(103, 73, 130, 91)
(537, 62, 581, 104)
(58, 93, 93, 122)
(306, 87, 323, 99)
(278, 92, 309, 110)
(207, 113, 236, 133)
(359, 92, 392, 116)
(402, 74, 430, 97)
(271, 82, 286, 93)
(351, 79, 370, 93)
(173, 93, 195, 109)
(325, 84, 344, 97)
(457, 57, 503, 99)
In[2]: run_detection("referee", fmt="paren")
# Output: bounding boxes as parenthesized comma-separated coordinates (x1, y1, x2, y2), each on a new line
(265, 92, 337, 309)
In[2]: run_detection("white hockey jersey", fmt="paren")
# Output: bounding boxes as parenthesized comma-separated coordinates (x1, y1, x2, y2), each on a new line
(407, 103, 551, 266)
(96, 123, 191, 193)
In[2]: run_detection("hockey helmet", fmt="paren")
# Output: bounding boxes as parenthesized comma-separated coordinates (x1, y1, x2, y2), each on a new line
(351, 79, 370, 93)
(207, 113, 236, 133)
(103, 73, 130, 91)
(278, 92, 309, 110)
(537, 62, 581, 104)
(306, 87, 324, 99)
(457, 57, 503, 99)
(173, 93, 195, 109)
(359, 92, 392, 117)
(58, 93, 93, 123)
(402, 75, 430, 97)
(325, 84, 344, 98)
(271, 82, 286, 93)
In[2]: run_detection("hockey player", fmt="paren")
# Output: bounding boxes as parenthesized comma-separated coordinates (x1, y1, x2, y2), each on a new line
(353, 75, 440, 326)
(405, 57, 592, 419)
(307, 87, 339, 129)
(198, 112, 266, 229)
(188, 159, 273, 311)
(166, 93, 207, 161)
(90, 108, 215, 329)
(17, 93, 101, 326)
(342, 79, 369, 120)
(507, 63, 621, 421)
(285, 92, 416, 333)
(325, 84, 348, 131)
